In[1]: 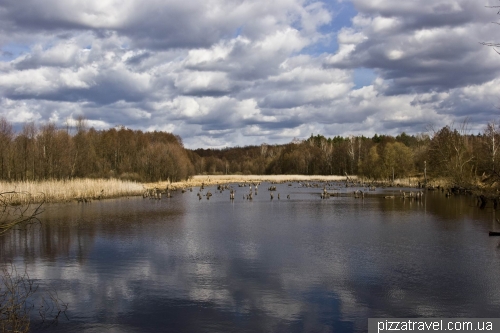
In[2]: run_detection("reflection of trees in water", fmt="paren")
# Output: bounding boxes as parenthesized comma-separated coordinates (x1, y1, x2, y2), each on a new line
(375, 190, 487, 224)
(1, 204, 148, 330)
(421, 191, 490, 224)
(3, 188, 499, 331)
(1, 198, 187, 264)
(0, 191, 68, 331)
(0, 191, 44, 236)
(0, 218, 96, 264)
(0, 191, 44, 261)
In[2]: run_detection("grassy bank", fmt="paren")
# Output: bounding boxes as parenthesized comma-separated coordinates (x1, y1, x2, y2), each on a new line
(0, 179, 144, 204)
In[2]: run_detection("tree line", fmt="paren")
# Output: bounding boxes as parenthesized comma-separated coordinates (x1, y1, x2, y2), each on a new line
(191, 133, 424, 179)
(0, 117, 194, 182)
(191, 121, 500, 188)
(1, 117, 500, 188)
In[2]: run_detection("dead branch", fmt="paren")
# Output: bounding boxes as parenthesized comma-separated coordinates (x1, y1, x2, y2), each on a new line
(0, 191, 45, 236)
(0, 264, 68, 333)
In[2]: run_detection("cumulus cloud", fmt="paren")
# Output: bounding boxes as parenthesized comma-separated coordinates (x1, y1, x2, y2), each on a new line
(326, 0, 499, 93)
(0, 0, 499, 148)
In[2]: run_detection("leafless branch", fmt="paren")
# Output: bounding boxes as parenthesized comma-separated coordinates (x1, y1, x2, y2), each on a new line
(0, 263, 68, 332)
(0, 191, 45, 236)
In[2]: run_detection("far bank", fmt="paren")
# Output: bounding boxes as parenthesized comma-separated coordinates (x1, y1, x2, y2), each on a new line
(0, 175, 474, 205)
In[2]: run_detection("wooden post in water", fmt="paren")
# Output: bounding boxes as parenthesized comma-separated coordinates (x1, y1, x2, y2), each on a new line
(424, 161, 427, 186)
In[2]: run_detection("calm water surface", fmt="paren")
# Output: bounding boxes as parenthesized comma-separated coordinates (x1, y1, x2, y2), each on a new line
(1, 183, 500, 332)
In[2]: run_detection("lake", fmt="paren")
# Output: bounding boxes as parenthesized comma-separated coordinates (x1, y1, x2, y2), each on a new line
(1, 182, 500, 332)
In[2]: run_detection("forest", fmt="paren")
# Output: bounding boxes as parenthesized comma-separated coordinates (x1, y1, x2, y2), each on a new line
(0, 117, 194, 182)
(1, 116, 500, 189)
(191, 121, 500, 189)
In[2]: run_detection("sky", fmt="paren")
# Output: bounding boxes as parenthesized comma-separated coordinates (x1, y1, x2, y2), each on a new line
(1, 0, 500, 148)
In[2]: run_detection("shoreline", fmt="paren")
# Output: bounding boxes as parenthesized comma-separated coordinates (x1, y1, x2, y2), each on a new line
(145, 174, 354, 191)
(1, 175, 456, 205)
(146, 174, 436, 191)
(0, 175, 353, 204)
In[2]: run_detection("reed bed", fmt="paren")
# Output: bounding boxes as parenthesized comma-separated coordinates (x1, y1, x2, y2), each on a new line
(147, 174, 353, 191)
(0, 179, 144, 204)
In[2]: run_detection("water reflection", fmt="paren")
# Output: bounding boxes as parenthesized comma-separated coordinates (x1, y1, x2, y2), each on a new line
(1, 184, 500, 332)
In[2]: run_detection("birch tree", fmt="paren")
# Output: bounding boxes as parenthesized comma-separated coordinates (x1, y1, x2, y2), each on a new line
(483, 120, 500, 172)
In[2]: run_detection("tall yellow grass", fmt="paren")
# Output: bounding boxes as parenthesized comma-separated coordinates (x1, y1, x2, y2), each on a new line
(147, 174, 353, 191)
(0, 174, 435, 205)
(0, 179, 144, 204)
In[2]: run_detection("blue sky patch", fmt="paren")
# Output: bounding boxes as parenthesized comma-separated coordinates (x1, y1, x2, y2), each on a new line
(0, 43, 31, 61)
(353, 68, 377, 88)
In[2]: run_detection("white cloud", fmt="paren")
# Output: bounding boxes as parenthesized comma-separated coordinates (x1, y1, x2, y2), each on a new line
(0, 0, 499, 147)
(372, 16, 401, 32)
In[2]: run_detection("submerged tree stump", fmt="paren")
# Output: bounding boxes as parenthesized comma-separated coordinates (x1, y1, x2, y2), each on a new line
(478, 195, 487, 209)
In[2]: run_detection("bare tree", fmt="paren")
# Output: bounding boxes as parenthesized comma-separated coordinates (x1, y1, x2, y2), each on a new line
(347, 135, 356, 175)
(19, 123, 37, 181)
(428, 120, 475, 186)
(0, 118, 13, 180)
(0, 264, 67, 332)
(484, 120, 500, 172)
(481, 2, 500, 53)
(319, 139, 334, 175)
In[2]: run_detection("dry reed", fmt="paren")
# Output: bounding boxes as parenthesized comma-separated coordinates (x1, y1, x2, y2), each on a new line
(147, 174, 354, 191)
(0, 174, 437, 205)
(0, 179, 144, 204)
